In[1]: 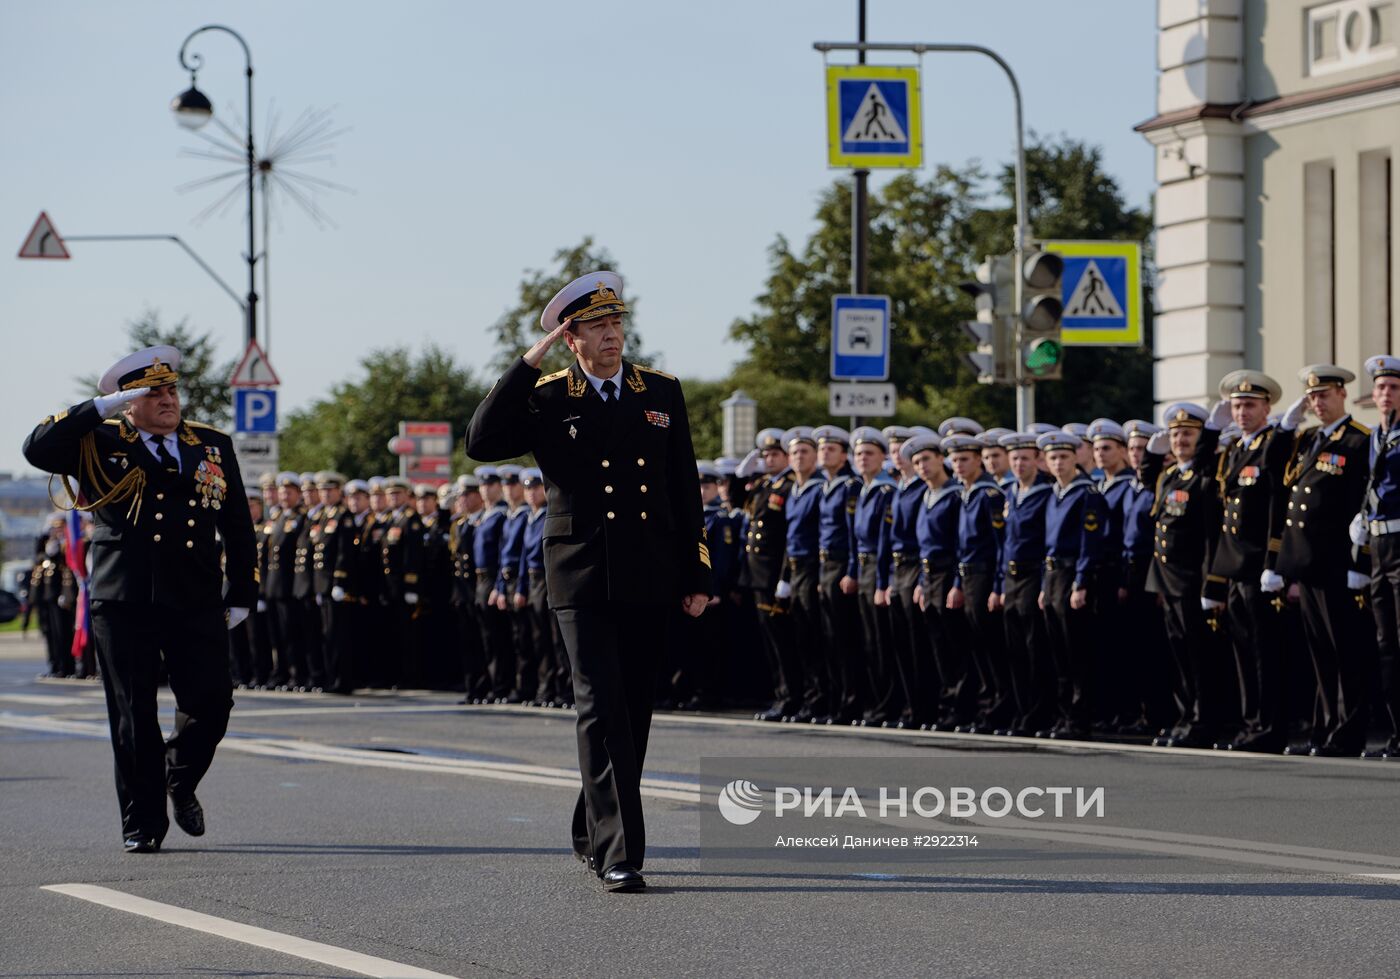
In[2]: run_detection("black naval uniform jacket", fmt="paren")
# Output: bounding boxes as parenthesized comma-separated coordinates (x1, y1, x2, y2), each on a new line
(1210, 423, 1293, 581)
(266, 505, 306, 601)
(466, 358, 712, 608)
(1271, 416, 1372, 585)
(22, 402, 256, 610)
(742, 468, 795, 595)
(1140, 428, 1225, 601)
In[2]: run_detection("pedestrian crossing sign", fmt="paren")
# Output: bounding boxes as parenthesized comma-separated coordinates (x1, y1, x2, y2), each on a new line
(826, 65, 922, 169)
(1044, 240, 1143, 346)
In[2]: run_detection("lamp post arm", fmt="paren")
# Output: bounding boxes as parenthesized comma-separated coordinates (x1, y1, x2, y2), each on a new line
(64, 234, 248, 313)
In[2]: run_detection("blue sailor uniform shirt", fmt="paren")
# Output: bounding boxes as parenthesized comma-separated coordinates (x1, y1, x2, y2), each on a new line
(1120, 479, 1156, 586)
(495, 504, 530, 594)
(889, 475, 924, 560)
(853, 476, 895, 590)
(473, 500, 509, 576)
(784, 474, 824, 561)
(818, 466, 859, 579)
(956, 473, 1006, 591)
(1367, 422, 1400, 522)
(1001, 473, 1055, 586)
(1044, 475, 1107, 589)
(1096, 467, 1139, 586)
(916, 479, 962, 586)
(517, 505, 548, 598)
(703, 500, 741, 593)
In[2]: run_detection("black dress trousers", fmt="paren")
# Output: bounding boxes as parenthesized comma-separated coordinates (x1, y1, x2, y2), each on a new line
(90, 600, 233, 843)
(559, 602, 666, 873)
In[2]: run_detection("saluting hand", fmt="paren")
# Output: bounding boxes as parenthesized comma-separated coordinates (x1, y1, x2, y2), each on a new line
(93, 386, 153, 418)
(524, 319, 572, 368)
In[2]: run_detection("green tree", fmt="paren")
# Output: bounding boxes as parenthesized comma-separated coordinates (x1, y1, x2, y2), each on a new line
(280, 345, 492, 476)
(728, 134, 1155, 427)
(77, 309, 235, 427)
(490, 238, 650, 375)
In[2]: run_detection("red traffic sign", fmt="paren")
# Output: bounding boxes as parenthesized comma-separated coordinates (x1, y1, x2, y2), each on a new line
(18, 212, 69, 259)
(228, 338, 281, 387)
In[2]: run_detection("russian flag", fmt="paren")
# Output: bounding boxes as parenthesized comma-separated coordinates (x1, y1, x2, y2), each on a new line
(63, 484, 89, 661)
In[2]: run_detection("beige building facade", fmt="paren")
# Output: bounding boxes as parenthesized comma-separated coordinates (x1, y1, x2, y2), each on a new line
(1139, 0, 1398, 415)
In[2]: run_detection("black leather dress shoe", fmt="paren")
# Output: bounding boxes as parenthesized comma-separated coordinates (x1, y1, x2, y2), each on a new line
(1049, 727, 1091, 741)
(170, 791, 205, 837)
(123, 836, 160, 854)
(1310, 743, 1360, 757)
(1283, 742, 1318, 756)
(601, 864, 646, 893)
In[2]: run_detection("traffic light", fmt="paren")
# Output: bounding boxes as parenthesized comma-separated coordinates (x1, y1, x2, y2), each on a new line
(1019, 247, 1065, 381)
(957, 255, 1014, 385)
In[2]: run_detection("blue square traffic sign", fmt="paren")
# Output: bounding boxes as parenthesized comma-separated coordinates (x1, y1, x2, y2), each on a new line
(830, 295, 891, 381)
(234, 388, 278, 434)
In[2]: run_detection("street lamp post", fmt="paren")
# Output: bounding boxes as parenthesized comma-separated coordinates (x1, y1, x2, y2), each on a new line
(172, 24, 257, 347)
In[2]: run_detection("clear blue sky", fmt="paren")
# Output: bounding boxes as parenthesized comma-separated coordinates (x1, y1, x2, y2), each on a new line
(1, 0, 1156, 475)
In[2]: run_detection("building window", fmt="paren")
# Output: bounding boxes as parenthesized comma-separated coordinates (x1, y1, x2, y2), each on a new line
(1307, 0, 1397, 76)
(1304, 161, 1336, 363)
(1360, 151, 1393, 370)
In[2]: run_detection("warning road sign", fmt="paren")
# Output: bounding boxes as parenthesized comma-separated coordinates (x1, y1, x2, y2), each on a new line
(1044, 240, 1143, 347)
(17, 212, 69, 259)
(826, 65, 921, 169)
(228, 339, 281, 387)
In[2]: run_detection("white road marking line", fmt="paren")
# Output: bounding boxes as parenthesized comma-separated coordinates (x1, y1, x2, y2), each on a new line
(0, 692, 92, 706)
(9, 713, 1400, 879)
(42, 884, 459, 979)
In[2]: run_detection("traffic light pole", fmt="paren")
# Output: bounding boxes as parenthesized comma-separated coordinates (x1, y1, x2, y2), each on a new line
(813, 39, 1034, 426)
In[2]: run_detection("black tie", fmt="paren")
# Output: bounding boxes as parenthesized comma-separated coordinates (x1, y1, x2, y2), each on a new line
(151, 436, 179, 473)
(601, 379, 618, 404)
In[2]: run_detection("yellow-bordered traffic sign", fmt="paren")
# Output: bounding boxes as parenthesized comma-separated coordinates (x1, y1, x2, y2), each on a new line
(1044, 240, 1143, 347)
(826, 65, 922, 169)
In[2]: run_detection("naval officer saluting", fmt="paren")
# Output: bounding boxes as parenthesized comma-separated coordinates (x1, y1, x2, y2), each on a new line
(22, 345, 257, 852)
(467, 271, 711, 893)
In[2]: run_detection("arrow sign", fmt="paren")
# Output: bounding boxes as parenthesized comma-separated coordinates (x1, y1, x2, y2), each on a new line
(18, 212, 69, 259)
(828, 382, 897, 417)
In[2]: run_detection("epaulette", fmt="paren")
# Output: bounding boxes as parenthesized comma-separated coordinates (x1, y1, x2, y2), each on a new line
(185, 421, 228, 437)
(535, 368, 570, 387)
(1349, 419, 1373, 436)
(635, 365, 676, 380)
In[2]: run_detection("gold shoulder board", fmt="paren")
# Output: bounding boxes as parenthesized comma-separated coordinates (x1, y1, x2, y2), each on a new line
(636, 365, 677, 380)
(535, 368, 570, 388)
(1350, 419, 1373, 435)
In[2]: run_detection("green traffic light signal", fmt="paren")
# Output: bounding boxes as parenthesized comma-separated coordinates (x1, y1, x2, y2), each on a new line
(1024, 337, 1063, 377)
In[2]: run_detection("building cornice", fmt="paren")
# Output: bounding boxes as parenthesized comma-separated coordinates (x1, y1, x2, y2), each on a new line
(1137, 70, 1400, 135)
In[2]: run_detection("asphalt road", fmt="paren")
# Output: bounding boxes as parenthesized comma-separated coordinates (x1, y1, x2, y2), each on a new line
(3, 634, 1400, 979)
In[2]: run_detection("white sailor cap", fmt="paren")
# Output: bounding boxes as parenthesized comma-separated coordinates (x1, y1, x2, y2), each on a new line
(1085, 418, 1127, 445)
(298, 472, 316, 488)
(344, 479, 370, 495)
(384, 476, 411, 492)
(881, 425, 915, 443)
(812, 425, 851, 447)
(713, 457, 741, 477)
(908, 425, 937, 438)
(850, 426, 887, 452)
(437, 483, 458, 502)
(456, 473, 481, 490)
(755, 427, 788, 451)
(314, 470, 346, 488)
(899, 433, 943, 462)
(474, 465, 501, 484)
(783, 426, 817, 449)
(1122, 419, 1161, 441)
(1061, 422, 1090, 438)
(98, 344, 181, 395)
(276, 471, 300, 488)
(1218, 369, 1282, 403)
(697, 462, 722, 482)
(998, 431, 1040, 451)
(1036, 430, 1082, 453)
(497, 464, 524, 484)
(978, 427, 1013, 448)
(521, 467, 544, 486)
(540, 270, 628, 331)
(413, 482, 437, 498)
(1162, 402, 1209, 429)
(937, 416, 983, 437)
(940, 434, 983, 455)
(1027, 422, 1060, 435)
(1365, 355, 1400, 380)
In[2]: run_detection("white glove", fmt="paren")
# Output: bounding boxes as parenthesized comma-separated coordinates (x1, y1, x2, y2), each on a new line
(1347, 571, 1370, 591)
(331, 585, 346, 602)
(736, 449, 765, 479)
(1349, 513, 1370, 547)
(1201, 597, 1225, 611)
(226, 607, 250, 630)
(774, 580, 793, 600)
(1206, 399, 1232, 431)
(256, 598, 267, 613)
(1146, 430, 1170, 456)
(1279, 394, 1308, 432)
(1260, 569, 1285, 593)
(315, 593, 324, 606)
(404, 591, 419, 605)
(93, 387, 151, 418)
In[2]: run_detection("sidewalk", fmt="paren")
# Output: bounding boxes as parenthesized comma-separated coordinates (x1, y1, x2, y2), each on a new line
(0, 630, 46, 662)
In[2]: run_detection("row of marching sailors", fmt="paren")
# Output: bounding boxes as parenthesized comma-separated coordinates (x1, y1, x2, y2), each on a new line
(733, 360, 1400, 757)
(234, 467, 572, 706)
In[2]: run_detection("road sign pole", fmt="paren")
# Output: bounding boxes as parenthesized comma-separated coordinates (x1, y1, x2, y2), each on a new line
(850, 0, 869, 430)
